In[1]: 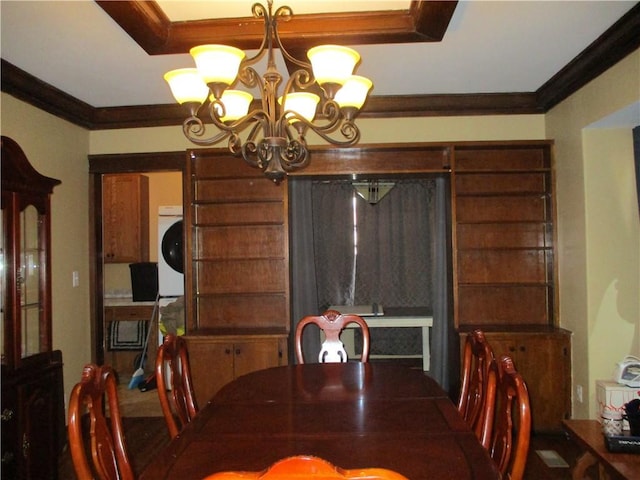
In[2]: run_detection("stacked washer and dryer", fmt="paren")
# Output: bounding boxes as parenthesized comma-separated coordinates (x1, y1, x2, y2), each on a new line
(157, 206, 184, 342)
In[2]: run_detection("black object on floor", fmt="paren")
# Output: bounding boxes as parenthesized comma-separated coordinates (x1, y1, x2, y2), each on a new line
(138, 374, 157, 392)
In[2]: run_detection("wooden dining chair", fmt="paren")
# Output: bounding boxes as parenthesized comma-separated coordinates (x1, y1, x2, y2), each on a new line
(457, 329, 497, 448)
(67, 363, 135, 480)
(155, 333, 199, 439)
(202, 455, 409, 480)
(295, 309, 370, 363)
(488, 355, 532, 480)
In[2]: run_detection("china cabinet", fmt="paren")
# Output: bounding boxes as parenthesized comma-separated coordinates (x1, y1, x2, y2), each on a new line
(1, 136, 65, 479)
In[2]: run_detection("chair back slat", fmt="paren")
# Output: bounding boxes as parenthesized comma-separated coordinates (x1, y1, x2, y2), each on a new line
(489, 355, 531, 480)
(67, 364, 135, 480)
(156, 334, 199, 439)
(457, 329, 497, 448)
(295, 310, 370, 363)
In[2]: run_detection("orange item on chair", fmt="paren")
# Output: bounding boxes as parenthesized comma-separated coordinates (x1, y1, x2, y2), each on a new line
(202, 455, 409, 480)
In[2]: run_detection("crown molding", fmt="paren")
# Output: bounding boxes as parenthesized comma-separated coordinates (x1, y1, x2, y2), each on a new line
(536, 2, 640, 110)
(1, 3, 638, 130)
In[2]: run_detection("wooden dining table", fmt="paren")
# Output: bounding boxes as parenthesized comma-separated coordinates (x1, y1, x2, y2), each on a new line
(139, 362, 500, 480)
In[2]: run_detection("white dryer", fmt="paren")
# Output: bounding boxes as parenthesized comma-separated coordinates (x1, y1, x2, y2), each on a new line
(158, 205, 184, 297)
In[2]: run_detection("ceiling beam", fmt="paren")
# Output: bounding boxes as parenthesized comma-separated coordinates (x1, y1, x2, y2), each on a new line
(95, 0, 458, 55)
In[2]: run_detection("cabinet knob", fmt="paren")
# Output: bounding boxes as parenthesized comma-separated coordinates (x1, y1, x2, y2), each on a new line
(509, 346, 516, 352)
(1, 409, 14, 422)
(225, 348, 231, 355)
(235, 348, 241, 355)
(1, 451, 14, 464)
(22, 434, 29, 459)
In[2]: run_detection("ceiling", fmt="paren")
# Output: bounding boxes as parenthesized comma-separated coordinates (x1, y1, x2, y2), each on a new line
(1, 1, 639, 127)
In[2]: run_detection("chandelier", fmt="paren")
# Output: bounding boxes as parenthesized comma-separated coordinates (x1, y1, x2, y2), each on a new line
(164, 0, 373, 183)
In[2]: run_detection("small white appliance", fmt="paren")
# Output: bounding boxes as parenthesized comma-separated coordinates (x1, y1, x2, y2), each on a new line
(158, 205, 184, 297)
(614, 355, 640, 388)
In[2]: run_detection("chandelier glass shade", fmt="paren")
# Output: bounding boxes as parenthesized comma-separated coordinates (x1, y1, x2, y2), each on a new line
(164, 0, 373, 182)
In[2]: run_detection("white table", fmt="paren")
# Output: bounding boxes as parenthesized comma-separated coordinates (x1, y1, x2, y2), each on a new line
(344, 315, 433, 371)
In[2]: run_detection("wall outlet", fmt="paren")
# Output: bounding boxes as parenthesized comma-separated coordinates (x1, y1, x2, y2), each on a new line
(576, 384, 583, 403)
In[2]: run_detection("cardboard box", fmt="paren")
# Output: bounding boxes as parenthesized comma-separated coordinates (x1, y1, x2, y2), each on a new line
(596, 380, 640, 430)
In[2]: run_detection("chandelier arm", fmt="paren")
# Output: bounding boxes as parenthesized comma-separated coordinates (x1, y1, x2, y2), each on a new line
(300, 116, 362, 146)
(241, 140, 261, 168)
(271, 11, 312, 71)
(205, 97, 273, 137)
(240, 117, 272, 168)
(242, 138, 311, 184)
(182, 116, 233, 146)
(239, 4, 269, 70)
(282, 69, 314, 96)
(246, 115, 270, 145)
(279, 139, 310, 169)
(236, 65, 261, 89)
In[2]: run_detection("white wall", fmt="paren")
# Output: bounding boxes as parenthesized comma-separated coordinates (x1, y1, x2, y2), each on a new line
(584, 128, 639, 385)
(88, 115, 546, 154)
(546, 48, 640, 418)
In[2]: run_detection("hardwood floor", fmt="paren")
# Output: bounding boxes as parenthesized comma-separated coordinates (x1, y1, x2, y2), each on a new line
(525, 433, 582, 480)
(58, 416, 170, 479)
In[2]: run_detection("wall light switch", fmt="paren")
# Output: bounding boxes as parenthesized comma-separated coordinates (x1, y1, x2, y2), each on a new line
(576, 385, 583, 403)
(72, 271, 79, 287)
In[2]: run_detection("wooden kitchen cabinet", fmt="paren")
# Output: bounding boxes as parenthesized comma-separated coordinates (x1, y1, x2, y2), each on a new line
(184, 332, 288, 407)
(1, 136, 65, 479)
(471, 329, 572, 433)
(103, 174, 149, 263)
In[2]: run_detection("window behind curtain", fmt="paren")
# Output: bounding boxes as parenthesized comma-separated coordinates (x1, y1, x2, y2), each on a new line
(311, 179, 436, 355)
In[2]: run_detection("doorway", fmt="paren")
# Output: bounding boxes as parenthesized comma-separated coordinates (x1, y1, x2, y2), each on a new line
(88, 152, 187, 374)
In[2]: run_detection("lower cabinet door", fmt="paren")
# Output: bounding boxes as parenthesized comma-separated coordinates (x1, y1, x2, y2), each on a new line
(185, 335, 287, 408)
(184, 338, 235, 408)
(482, 330, 571, 433)
(233, 339, 285, 378)
(1, 358, 65, 480)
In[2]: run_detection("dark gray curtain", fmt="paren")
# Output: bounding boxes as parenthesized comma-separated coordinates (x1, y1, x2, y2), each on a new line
(351, 180, 433, 308)
(633, 126, 640, 218)
(289, 176, 452, 389)
(289, 179, 321, 363)
(430, 176, 454, 393)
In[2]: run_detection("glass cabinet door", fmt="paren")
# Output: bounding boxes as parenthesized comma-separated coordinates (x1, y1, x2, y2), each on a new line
(0, 206, 4, 363)
(19, 205, 42, 357)
(1, 136, 60, 369)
